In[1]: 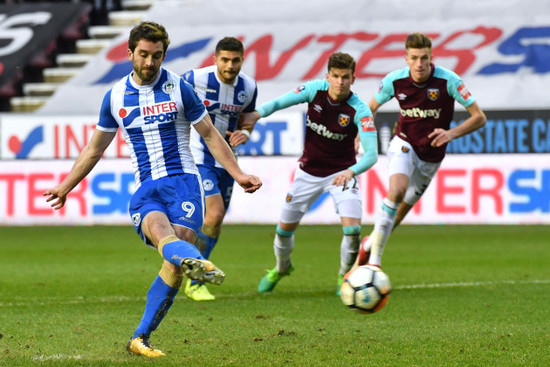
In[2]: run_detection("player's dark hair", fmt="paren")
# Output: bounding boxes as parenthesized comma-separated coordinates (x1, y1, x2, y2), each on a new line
(327, 52, 356, 74)
(405, 32, 432, 50)
(215, 37, 244, 55)
(128, 21, 170, 53)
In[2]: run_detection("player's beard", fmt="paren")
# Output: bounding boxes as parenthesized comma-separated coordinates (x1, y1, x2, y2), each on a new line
(131, 57, 160, 85)
(221, 69, 237, 84)
(136, 66, 159, 84)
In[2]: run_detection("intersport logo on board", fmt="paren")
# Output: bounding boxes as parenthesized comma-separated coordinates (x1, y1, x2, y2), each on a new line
(91, 26, 550, 86)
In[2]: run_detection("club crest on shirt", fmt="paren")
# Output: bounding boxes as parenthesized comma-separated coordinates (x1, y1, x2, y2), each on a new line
(202, 179, 214, 192)
(427, 88, 439, 101)
(286, 194, 293, 203)
(401, 146, 410, 153)
(132, 213, 141, 227)
(162, 81, 175, 94)
(237, 90, 248, 103)
(338, 114, 351, 127)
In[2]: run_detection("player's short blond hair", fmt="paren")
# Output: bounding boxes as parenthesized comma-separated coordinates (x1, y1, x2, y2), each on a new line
(405, 32, 432, 50)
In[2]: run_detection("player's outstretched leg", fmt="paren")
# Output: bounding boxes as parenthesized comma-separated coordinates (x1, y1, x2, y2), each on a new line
(158, 235, 226, 285)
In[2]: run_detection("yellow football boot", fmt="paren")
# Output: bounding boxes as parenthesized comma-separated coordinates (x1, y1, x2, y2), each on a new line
(184, 278, 215, 301)
(127, 335, 165, 358)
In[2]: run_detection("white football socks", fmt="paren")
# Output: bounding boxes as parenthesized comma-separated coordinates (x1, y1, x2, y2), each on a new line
(274, 233, 294, 273)
(339, 233, 360, 275)
(369, 198, 398, 267)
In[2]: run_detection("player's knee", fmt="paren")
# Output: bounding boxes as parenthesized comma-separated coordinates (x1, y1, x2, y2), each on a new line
(343, 225, 361, 236)
(388, 188, 406, 203)
(205, 210, 226, 227)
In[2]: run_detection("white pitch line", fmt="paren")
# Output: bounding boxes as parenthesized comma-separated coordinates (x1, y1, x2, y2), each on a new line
(32, 354, 82, 361)
(1, 279, 548, 307)
(395, 279, 550, 290)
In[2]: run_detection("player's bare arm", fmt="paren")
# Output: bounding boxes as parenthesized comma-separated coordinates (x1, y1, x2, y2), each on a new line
(194, 115, 262, 193)
(239, 110, 261, 131)
(428, 101, 486, 147)
(368, 97, 381, 117)
(44, 129, 116, 209)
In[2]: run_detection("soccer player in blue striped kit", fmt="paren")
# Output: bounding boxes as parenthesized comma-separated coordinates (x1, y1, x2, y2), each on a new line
(182, 37, 258, 301)
(44, 22, 262, 358)
(356, 32, 486, 269)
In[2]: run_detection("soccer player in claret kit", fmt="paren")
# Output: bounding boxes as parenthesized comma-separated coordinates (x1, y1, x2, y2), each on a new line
(44, 22, 262, 358)
(241, 52, 379, 295)
(357, 32, 486, 269)
(182, 37, 258, 301)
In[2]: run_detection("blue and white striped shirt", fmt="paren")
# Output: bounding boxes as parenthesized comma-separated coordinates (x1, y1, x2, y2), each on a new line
(96, 68, 207, 187)
(183, 65, 257, 168)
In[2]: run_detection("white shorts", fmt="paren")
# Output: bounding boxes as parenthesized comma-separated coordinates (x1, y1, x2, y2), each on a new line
(387, 136, 441, 206)
(279, 167, 362, 223)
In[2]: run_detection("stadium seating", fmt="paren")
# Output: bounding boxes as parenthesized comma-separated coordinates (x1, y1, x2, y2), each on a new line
(9, 0, 153, 113)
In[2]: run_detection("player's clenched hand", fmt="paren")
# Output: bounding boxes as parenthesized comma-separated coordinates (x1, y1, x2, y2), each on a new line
(332, 169, 355, 187)
(428, 128, 454, 147)
(226, 130, 250, 146)
(43, 185, 68, 210)
(236, 174, 262, 193)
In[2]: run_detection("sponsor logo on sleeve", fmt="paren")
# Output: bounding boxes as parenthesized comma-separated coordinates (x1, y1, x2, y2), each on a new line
(457, 83, 471, 100)
(361, 116, 376, 132)
(293, 85, 305, 94)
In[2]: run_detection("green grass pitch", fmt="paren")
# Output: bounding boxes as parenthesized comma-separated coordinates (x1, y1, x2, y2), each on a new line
(0, 225, 549, 366)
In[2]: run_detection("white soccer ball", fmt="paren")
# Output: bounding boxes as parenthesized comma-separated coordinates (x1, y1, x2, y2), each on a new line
(340, 265, 391, 313)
